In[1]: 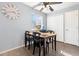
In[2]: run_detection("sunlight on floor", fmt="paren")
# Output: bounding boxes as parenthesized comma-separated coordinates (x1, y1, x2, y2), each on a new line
(60, 50, 72, 56)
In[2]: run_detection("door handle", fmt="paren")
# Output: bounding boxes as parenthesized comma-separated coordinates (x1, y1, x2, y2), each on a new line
(65, 29, 68, 31)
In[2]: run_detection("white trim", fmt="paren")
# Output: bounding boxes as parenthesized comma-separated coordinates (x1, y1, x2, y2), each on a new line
(0, 45, 24, 54)
(63, 13, 65, 43)
(78, 9, 79, 46)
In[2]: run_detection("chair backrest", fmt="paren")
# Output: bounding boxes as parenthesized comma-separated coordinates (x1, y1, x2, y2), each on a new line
(25, 31, 29, 34)
(33, 32, 40, 36)
(25, 31, 30, 39)
(33, 32, 41, 41)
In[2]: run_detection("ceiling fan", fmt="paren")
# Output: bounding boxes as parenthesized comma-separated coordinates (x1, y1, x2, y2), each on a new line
(33, 2, 63, 12)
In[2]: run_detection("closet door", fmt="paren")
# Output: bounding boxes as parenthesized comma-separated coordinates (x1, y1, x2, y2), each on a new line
(65, 10, 78, 46)
(47, 14, 64, 42)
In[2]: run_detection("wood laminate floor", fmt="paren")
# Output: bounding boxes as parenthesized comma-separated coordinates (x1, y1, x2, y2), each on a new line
(0, 42, 79, 56)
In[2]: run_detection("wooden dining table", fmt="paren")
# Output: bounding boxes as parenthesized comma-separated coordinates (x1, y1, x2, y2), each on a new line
(29, 31, 56, 56)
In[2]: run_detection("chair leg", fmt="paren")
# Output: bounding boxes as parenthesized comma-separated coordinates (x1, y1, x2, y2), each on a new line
(25, 40, 27, 47)
(33, 44, 35, 55)
(31, 41, 33, 46)
(48, 44, 49, 53)
(43, 43, 45, 56)
(46, 45, 47, 54)
(52, 37, 53, 49)
(46, 44, 49, 53)
(28, 41, 30, 49)
(39, 47, 41, 56)
(49, 38, 51, 43)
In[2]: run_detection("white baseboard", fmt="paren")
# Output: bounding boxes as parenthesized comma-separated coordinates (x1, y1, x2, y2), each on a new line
(0, 45, 24, 54)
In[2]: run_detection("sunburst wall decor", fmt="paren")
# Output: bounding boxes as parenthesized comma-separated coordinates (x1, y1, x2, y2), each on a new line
(1, 3, 20, 20)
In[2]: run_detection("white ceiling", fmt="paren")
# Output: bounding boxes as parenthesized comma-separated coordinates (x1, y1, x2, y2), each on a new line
(23, 2, 79, 14)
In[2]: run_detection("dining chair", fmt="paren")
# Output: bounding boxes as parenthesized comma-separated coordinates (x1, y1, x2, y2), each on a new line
(25, 31, 33, 49)
(32, 32, 42, 56)
(32, 32, 49, 56)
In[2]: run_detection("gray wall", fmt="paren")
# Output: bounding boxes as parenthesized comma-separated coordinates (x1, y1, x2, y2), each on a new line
(0, 2, 47, 52)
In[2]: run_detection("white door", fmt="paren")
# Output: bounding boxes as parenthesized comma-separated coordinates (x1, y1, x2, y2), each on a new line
(64, 10, 78, 46)
(47, 14, 64, 42)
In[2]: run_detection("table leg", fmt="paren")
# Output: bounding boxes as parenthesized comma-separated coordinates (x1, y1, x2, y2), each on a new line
(43, 39, 46, 56)
(54, 35, 56, 51)
(52, 36, 53, 49)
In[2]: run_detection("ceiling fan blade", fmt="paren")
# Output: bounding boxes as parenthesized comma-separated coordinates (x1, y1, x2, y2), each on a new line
(33, 2, 42, 8)
(49, 2, 62, 5)
(49, 6, 54, 11)
(40, 7, 44, 11)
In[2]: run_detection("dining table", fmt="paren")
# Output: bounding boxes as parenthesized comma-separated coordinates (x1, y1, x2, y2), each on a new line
(29, 31, 56, 56)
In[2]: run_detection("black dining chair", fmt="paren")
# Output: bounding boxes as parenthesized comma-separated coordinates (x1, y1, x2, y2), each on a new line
(25, 31, 33, 49)
(32, 32, 49, 56)
(32, 32, 42, 56)
(47, 30, 55, 49)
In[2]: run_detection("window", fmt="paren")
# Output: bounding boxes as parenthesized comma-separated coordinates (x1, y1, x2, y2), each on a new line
(32, 13, 43, 30)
